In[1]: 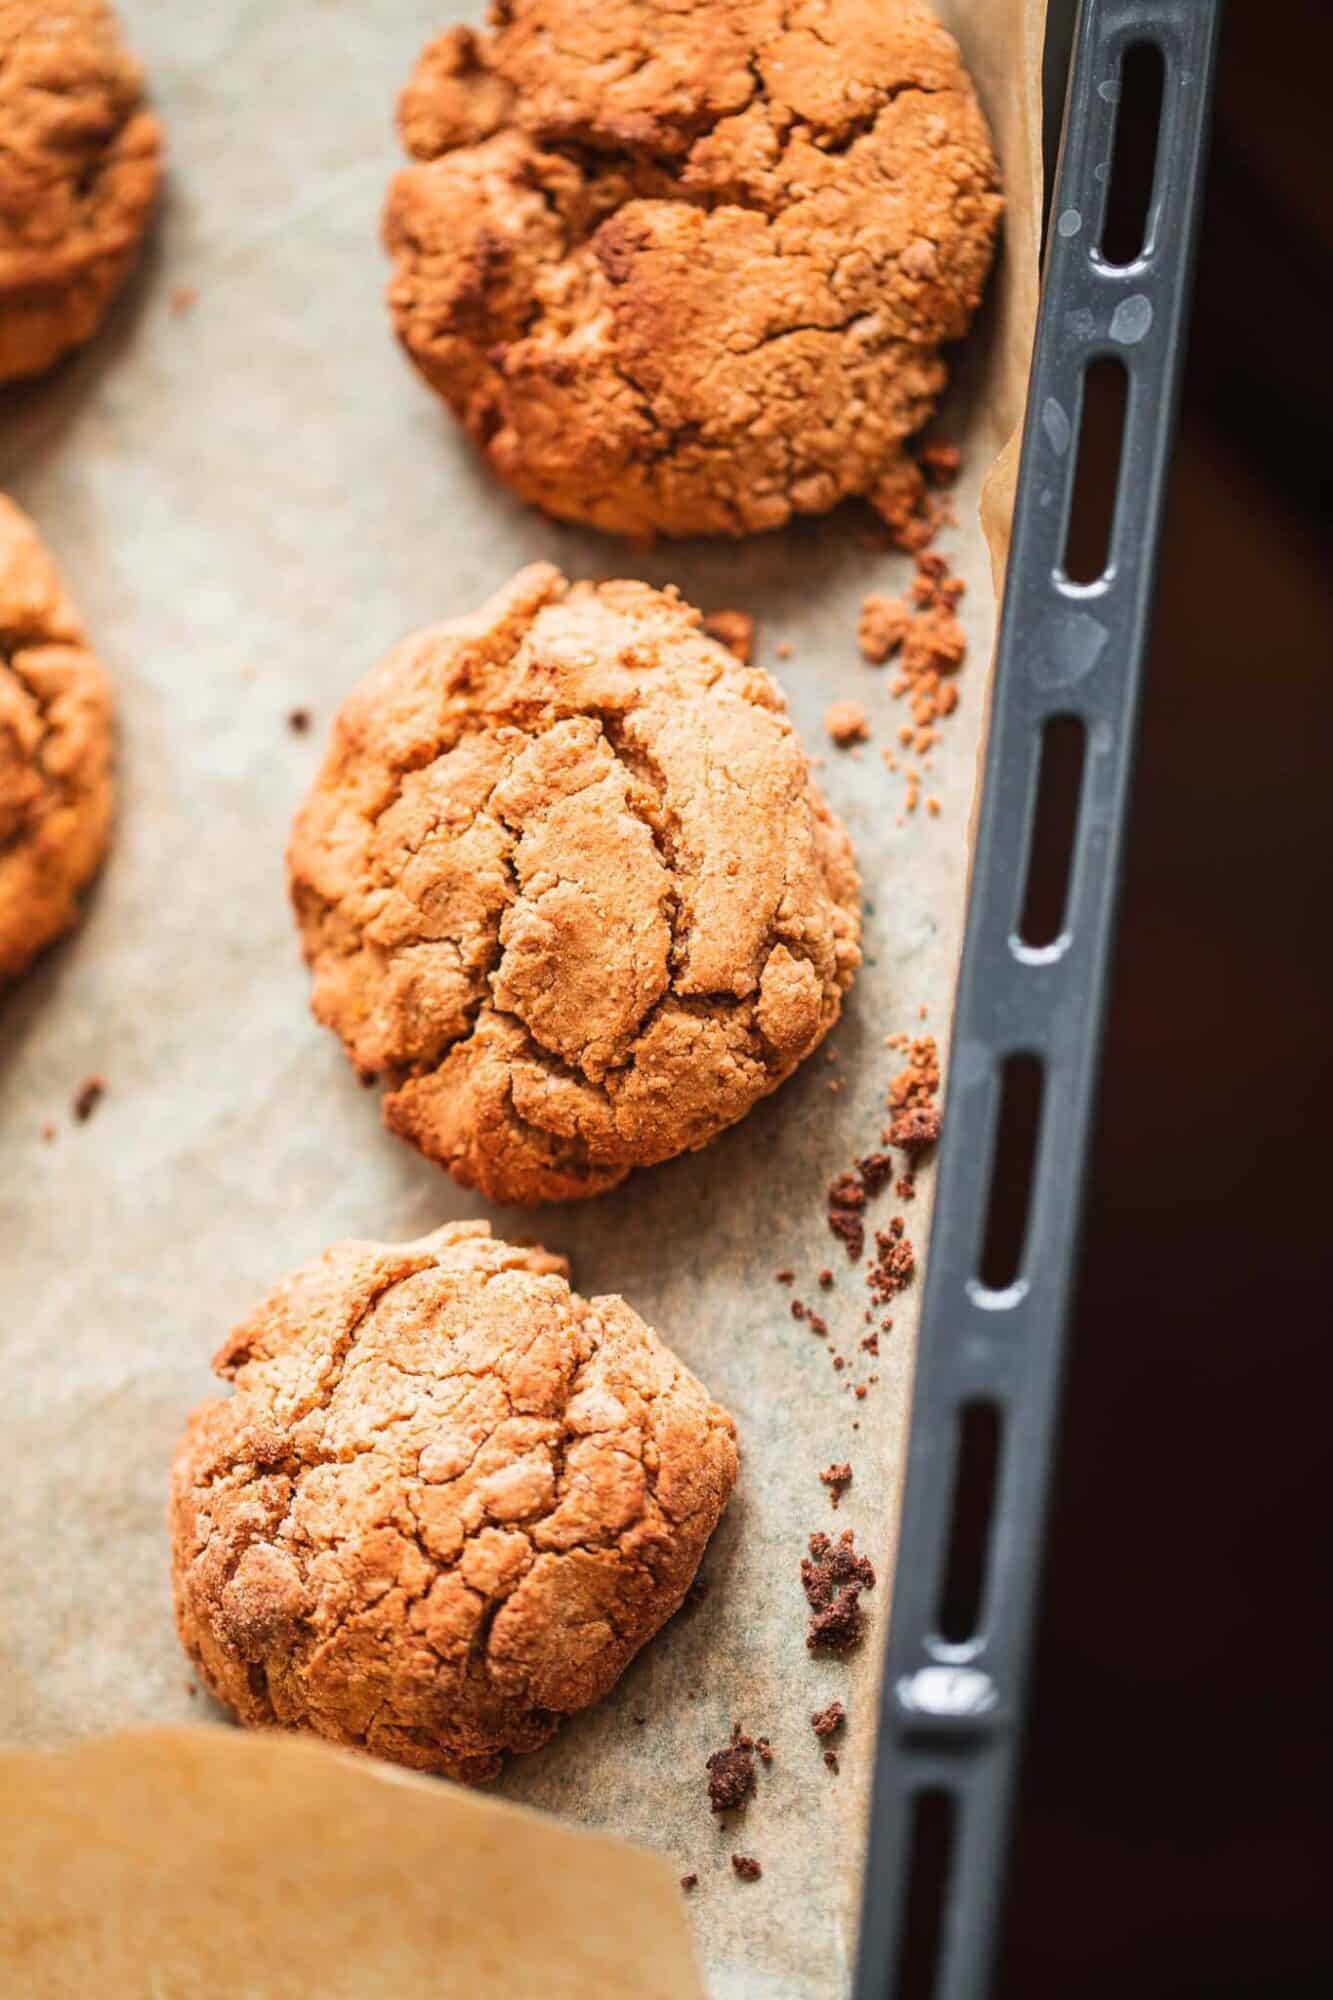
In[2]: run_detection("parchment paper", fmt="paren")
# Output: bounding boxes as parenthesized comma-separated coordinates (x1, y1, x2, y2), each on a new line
(0, 5, 1044, 1995)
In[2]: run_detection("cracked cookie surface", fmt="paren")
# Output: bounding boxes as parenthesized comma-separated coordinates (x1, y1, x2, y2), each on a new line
(0, 496, 113, 982)
(170, 1219, 739, 1781)
(288, 563, 862, 1204)
(384, 0, 1002, 538)
(0, 0, 162, 382)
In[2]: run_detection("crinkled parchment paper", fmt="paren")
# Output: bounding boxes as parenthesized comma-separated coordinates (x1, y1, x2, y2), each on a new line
(0, 4, 1044, 1994)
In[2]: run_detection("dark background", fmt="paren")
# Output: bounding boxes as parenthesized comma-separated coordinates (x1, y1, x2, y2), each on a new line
(997, 4, 1332, 1994)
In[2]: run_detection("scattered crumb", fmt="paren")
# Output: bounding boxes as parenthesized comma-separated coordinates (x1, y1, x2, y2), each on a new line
(824, 1751, 840, 1773)
(775, 1266, 794, 1284)
(287, 707, 311, 734)
(868, 1220, 915, 1308)
(817, 1268, 833, 1289)
(807, 1312, 828, 1337)
(39, 1122, 56, 1143)
(926, 795, 941, 816)
(821, 1463, 853, 1508)
(824, 699, 870, 747)
(702, 609, 756, 664)
(791, 1299, 807, 1322)
(681, 1872, 699, 1891)
(72, 1076, 105, 1123)
(168, 283, 198, 316)
(860, 1332, 880, 1356)
(854, 1384, 867, 1400)
(858, 593, 912, 664)
(919, 439, 962, 486)
(802, 1528, 877, 1654)
(732, 1855, 763, 1882)
(812, 1700, 846, 1739)
(826, 1169, 868, 1261)
(856, 1151, 894, 1198)
(886, 1104, 941, 1156)
(707, 1726, 758, 1813)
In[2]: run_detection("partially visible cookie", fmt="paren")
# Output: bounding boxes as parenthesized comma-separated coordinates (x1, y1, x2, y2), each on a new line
(0, 496, 114, 982)
(170, 1219, 740, 1781)
(288, 562, 862, 1204)
(384, 0, 1002, 539)
(0, 0, 163, 383)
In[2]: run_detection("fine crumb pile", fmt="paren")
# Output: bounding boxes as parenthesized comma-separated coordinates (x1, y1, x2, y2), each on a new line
(169, 1220, 738, 1783)
(385, 0, 1001, 539)
(802, 1528, 877, 1653)
(290, 563, 862, 1205)
(0, 0, 163, 383)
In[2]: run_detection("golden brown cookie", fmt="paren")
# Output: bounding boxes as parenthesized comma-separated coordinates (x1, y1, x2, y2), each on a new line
(384, 0, 1002, 539)
(0, 0, 163, 383)
(0, 496, 114, 983)
(289, 563, 862, 1204)
(170, 1219, 739, 1781)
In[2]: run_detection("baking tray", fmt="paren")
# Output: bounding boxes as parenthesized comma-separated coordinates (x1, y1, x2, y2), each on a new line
(0, 1, 1214, 1995)
(853, 2, 1222, 1994)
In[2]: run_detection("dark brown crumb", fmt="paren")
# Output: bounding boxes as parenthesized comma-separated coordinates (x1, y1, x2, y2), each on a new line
(732, 1855, 763, 1882)
(807, 1312, 828, 1337)
(820, 1463, 853, 1508)
(817, 1268, 833, 1289)
(72, 1076, 105, 1123)
(827, 1169, 867, 1261)
(860, 1332, 880, 1356)
(287, 708, 311, 734)
(857, 1151, 895, 1198)
(868, 1222, 916, 1307)
(790, 1299, 807, 1322)
(854, 1384, 868, 1400)
(811, 1701, 846, 1740)
(832, 1355, 845, 1372)
(824, 1751, 840, 1773)
(896, 1174, 916, 1201)
(802, 1529, 876, 1654)
(680, 1872, 699, 1891)
(632, 1714, 647, 1726)
(707, 1725, 757, 1813)
(775, 1267, 794, 1285)
(755, 1737, 773, 1764)
(702, 609, 756, 664)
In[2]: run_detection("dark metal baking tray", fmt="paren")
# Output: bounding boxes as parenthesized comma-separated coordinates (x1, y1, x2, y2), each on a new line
(854, 2, 1224, 1992)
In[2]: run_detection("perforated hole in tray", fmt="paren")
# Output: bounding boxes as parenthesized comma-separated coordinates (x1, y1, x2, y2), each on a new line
(894, 1789, 957, 2000)
(1017, 714, 1087, 954)
(975, 1053, 1045, 1297)
(1099, 39, 1166, 266)
(937, 1401, 1003, 1645)
(1062, 356, 1128, 585)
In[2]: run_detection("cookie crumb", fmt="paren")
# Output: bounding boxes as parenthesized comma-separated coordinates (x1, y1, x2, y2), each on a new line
(802, 1529, 876, 1654)
(812, 1700, 846, 1739)
(680, 1872, 699, 1891)
(825, 699, 870, 747)
(732, 1855, 763, 1882)
(868, 1221, 915, 1307)
(72, 1076, 105, 1123)
(702, 609, 756, 664)
(827, 1169, 868, 1261)
(817, 1268, 833, 1289)
(858, 593, 912, 664)
(287, 707, 311, 734)
(775, 1266, 795, 1285)
(707, 1725, 757, 1813)
(824, 1750, 840, 1773)
(820, 1463, 853, 1508)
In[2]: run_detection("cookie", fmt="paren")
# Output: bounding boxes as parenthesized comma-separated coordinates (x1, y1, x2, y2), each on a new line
(384, 0, 1001, 539)
(170, 1219, 739, 1781)
(289, 563, 861, 1204)
(0, 0, 163, 383)
(0, 496, 114, 983)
